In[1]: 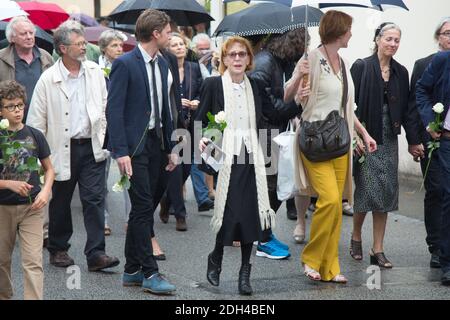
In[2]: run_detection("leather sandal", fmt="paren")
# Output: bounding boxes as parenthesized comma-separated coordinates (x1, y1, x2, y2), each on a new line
(369, 249, 393, 268)
(330, 274, 348, 284)
(350, 237, 363, 260)
(303, 264, 321, 281)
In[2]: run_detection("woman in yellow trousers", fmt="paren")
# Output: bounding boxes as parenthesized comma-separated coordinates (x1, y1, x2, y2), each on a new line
(285, 10, 377, 283)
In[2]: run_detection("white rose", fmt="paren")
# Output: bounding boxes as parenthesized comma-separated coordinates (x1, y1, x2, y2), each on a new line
(353, 104, 358, 112)
(0, 118, 9, 130)
(112, 182, 124, 193)
(215, 111, 226, 124)
(432, 103, 445, 114)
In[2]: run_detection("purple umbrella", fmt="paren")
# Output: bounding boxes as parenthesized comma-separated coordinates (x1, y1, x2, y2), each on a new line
(70, 13, 99, 27)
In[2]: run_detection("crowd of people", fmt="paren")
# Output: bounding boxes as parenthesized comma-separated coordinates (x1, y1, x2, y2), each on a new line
(0, 7, 449, 300)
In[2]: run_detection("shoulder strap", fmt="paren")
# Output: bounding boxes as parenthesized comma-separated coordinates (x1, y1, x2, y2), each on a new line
(340, 58, 348, 118)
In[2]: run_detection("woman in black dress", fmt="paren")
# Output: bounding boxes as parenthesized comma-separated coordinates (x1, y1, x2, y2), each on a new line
(197, 36, 283, 295)
(350, 23, 422, 267)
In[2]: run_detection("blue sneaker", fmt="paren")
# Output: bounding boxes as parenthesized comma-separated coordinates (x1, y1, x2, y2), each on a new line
(122, 270, 144, 287)
(268, 234, 289, 251)
(256, 241, 290, 260)
(142, 273, 176, 295)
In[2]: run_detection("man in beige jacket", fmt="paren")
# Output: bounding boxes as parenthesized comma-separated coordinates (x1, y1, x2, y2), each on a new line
(0, 16, 53, 121)
(27, 20, 119, 272)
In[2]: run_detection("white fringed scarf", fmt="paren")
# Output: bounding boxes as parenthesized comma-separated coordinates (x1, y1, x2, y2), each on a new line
(210, 70, 276, 234)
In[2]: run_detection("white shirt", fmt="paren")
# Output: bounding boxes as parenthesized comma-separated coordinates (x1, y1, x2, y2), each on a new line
(59, 60, 91, 139)
(444, 108, 450, 131)
(138, 44, 163, 129)
(231, 81, 252, 156)
(310, 51, 343, 122)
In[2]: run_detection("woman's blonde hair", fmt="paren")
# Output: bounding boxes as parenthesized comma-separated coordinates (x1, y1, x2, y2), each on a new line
(219, 36, 254, 75)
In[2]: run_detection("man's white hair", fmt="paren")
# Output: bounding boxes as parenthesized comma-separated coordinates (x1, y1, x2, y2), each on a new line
(5, 16, 36, 43)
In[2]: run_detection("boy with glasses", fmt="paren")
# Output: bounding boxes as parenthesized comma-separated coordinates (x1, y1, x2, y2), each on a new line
(0, 80, 54, 299)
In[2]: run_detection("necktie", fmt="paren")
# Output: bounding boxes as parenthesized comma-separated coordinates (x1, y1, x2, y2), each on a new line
(150, 59, 162, 138)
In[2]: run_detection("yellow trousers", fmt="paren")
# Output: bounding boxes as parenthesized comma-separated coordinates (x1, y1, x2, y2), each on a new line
(301, 153, 348, 281)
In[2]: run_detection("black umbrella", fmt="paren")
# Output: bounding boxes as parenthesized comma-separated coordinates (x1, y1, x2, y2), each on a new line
(109, 0, 214, 26)
(0, 21, 54, 54)
(213, 2, 323, 37)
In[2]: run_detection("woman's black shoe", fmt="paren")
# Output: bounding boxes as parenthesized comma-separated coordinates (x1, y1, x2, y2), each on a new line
(207, 253, 222, 286)
(238, 263, 253, 295)
(369, 249, 393, 268)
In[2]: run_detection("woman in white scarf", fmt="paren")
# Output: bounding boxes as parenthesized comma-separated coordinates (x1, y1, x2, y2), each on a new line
(197, 37, 276, 296)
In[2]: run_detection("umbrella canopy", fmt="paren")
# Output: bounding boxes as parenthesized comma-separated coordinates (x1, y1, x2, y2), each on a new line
(213, 2, 323, 37)
(17, 1, 70, 30)
(70, 13, 99, 27)
(0, 21, 53, 54)
(109, 0, 214, 26)
(0, 0, 29, 21)
(84, 26, 137, 52)
(291, 0, 408, 10)
(108, 22, 135, 33)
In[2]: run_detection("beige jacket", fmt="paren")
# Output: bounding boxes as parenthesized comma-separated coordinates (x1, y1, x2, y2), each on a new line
(293, 48, 355, 203)
(0, 45, 54, 81)
(26, 59, 108, 181)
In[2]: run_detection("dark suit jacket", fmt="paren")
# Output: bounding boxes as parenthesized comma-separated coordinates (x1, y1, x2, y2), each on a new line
(182, 60, 203, 101)
(416, 51, 450, 129)
(409, 53, 435, 143)
(161, 49, 184, 129)
(106, 47, 174, 158)
(351, 53, 419, 145)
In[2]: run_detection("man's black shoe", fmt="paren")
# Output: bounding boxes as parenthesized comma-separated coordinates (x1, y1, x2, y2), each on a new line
(198, 199, 214, 212)
(441, 270, 450, 286)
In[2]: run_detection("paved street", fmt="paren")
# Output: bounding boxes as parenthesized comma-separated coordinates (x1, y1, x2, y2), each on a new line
(10, 166, 450, 300)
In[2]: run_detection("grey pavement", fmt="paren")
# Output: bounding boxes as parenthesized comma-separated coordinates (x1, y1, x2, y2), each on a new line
(10, 166, 450, 300)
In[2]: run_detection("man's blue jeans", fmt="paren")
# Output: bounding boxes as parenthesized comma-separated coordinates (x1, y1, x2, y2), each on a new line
(439, 136, 450, 273)
(190, 164, 210, 206)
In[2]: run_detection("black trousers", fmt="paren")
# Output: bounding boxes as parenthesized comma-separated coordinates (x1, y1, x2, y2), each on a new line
(48, 141, 106, 263)
(166, 163, 191, 218)
(125, 131, 165, 277)
(420, 143, 443, 254)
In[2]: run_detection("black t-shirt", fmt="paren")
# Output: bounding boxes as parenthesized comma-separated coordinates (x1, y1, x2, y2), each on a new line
(0, 125, 51, 205)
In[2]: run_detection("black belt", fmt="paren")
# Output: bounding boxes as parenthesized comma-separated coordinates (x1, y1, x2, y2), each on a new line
(70, 138, 91, 144)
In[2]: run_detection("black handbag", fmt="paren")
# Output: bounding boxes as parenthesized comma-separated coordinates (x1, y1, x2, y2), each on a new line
(299, 58, 351, 162)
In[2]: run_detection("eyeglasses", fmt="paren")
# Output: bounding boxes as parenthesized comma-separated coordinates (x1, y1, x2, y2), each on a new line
(2, 103, 25, 112)
(439, 31, 450, 38)
(67, 41, 88, 48)
(226, 51, 248, 59)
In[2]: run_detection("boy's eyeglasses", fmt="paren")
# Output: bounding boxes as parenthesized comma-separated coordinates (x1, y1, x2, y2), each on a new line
(2, 103, 25, 112)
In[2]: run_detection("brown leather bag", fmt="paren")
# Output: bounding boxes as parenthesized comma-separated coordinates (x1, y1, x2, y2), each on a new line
(299, 59, 351, 162)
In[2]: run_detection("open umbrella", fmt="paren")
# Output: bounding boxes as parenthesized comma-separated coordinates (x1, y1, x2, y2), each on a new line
(0, 0, 29, 21)
(84, 26, 137, 52)
(213, 2, 323, 37)
(0, 21, 53, 54)
(109, 0, 214, 26)
(70, 13, 99, 27)
(17, 1, 69, 30)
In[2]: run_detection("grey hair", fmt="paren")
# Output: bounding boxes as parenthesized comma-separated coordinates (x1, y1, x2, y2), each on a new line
(373, 23, 402, 53)
(98, 30, 127, 54)
(191, 33, 210, 49)
(434, 17, 450, 41)
(5, 16, 36, 43)
(53, 20, 85, 56)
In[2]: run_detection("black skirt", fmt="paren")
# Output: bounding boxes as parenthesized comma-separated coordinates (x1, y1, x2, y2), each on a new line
(217, 146, 262, 246)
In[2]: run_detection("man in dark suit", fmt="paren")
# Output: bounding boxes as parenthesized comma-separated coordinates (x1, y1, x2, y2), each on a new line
(409, 17, 450, 269)
(106, 9, 177, 295)
(416, 48, 450, 286)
